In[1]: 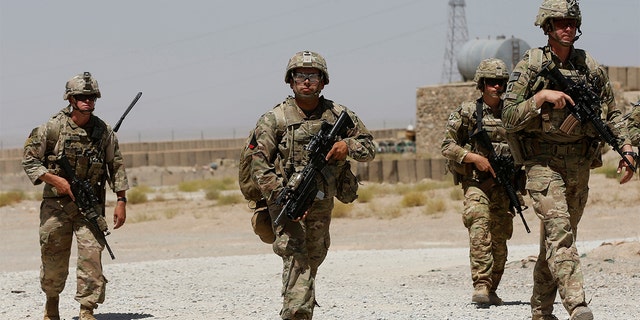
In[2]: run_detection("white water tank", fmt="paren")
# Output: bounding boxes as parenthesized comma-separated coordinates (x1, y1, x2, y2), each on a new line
(456, 35, 531, 81)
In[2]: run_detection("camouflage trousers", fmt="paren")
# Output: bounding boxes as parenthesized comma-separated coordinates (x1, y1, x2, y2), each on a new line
(525, 159, 590, 317)
(39, 197, 107, 309)
(461, 184, 513, 292)
(270, 198, 333, 320)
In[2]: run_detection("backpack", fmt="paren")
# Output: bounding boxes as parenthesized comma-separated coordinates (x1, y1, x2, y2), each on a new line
(238, 105, 286, 204)
(445, 103, 474, 185)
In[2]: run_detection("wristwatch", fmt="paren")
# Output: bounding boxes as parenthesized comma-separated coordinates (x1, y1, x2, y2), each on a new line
(117, 197, 127, 203)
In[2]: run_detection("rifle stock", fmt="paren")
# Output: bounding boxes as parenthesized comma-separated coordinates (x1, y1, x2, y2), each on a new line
(273, 111, 355, 225)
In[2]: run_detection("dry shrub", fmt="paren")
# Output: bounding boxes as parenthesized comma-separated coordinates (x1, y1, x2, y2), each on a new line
(164, 208, 179, 219)
(423, 197, 447, 215)
(593, 165, 619, 179)
(217, 194, 243, 205)
(356, 186, 375, 203)
(128, 211, 159, 223)
(178, 180, 202, 192)
(332, 202, 353, 218)
(401, 191, 425, 207)
(365, 202, 401, 219)
(205, 189, 221, 200)
(127, 187, 149, 204)
(0, 190, 25, 207)
(179, 178, 238, 193)
(449, 187, 464, 201)
(413, 180, 453, 192)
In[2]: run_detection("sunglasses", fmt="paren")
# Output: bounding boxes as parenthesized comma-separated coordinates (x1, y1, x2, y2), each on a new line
(73, 94, 98, 102)
(484, 79, 506, 87)
(292, 72, 323, 84)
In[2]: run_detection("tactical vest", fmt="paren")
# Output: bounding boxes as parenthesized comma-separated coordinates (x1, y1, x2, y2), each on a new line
(43, 107, 109, 197)
(523, 46, 605, 142)
(448, 99, 511, 185)
(239, 97, 355, 204)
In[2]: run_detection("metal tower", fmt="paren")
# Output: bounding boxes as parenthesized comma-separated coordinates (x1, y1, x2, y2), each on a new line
(441, 0, 469, 83)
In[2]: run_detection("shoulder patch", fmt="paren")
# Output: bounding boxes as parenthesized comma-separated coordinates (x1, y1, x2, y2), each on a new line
(509, 72, 521, 82)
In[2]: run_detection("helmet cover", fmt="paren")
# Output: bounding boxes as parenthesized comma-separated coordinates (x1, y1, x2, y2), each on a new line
(535, 0, 581, 28)
(63, 72, 101, 100)
(284, 51, 329, 84)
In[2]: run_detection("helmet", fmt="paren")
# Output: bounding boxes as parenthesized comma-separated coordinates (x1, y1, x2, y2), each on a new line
(63, 72, 101, 100)
(473, 58, 509, 89)
(535, 0, 581, 28)
(284, 51, 329, 84)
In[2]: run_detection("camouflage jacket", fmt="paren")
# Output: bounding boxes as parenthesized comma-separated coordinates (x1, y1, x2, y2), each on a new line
(627, 102, 640, 147)
(502, 46, 629, 148)
(250, 96, 375, 202)
(441, 98, 510, 181)
(22, 105, 129, 198)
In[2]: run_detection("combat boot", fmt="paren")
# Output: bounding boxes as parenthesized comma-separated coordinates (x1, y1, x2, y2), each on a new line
(79, 305, 96, 320)
(570, 306, 593, 320)
(471, 284, 490, 304)
(488, 291, 503, 306)
(43, 296, 60, 320)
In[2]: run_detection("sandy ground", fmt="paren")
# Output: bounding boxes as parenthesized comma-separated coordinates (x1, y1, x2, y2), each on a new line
(1, 166, 640, 319)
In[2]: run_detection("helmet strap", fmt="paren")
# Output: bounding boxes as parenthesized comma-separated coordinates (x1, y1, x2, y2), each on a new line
(573, 27, 582, 42)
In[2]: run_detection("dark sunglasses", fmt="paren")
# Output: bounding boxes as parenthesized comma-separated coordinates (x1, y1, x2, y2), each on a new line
(484, 78, 506, 87)
(73, 94, 98, 102)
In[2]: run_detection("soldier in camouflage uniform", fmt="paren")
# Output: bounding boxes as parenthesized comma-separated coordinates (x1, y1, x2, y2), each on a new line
(502, 1, 635, 319)
(441, 58, 516, 307)
(627, 100, 640, 147)
(22, 72, 129, 320)
(249, 51, 375, 320)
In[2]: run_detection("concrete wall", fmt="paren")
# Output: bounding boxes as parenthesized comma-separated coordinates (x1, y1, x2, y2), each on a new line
(416, 82, 477, 158)
(606, 66, 640, 91)
(0, 128, 412, 176)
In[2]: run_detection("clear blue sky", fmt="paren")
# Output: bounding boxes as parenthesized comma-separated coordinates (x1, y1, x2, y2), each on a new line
(1, 0, 638, 148)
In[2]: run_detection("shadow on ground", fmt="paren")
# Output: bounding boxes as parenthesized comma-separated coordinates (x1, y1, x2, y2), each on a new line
(72, 313, 153, 320)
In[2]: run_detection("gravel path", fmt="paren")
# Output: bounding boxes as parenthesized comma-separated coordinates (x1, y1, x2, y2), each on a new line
(2, 240, 639, 320)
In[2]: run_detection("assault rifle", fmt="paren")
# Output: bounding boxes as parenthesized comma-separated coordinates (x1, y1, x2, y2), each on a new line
(472, 127, 531, 233)
(273, 110, 355, 225)
(539, 61, 636, 172)
(58, 154, 116, 259)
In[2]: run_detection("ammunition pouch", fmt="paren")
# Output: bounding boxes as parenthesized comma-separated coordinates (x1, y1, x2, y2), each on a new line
(521, 138, 601, 166)
(447, 159, 473, 185)
(505, 132, 525, 166)
(335, 161, 358, 203)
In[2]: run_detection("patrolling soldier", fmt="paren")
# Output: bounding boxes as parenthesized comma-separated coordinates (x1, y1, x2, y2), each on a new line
(502, 1, 635, 319)
(247, 51, 375, 320)
(442, 58, 518, 308)
(627, 100, 640, 148)
(22, 72, 129, 320)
